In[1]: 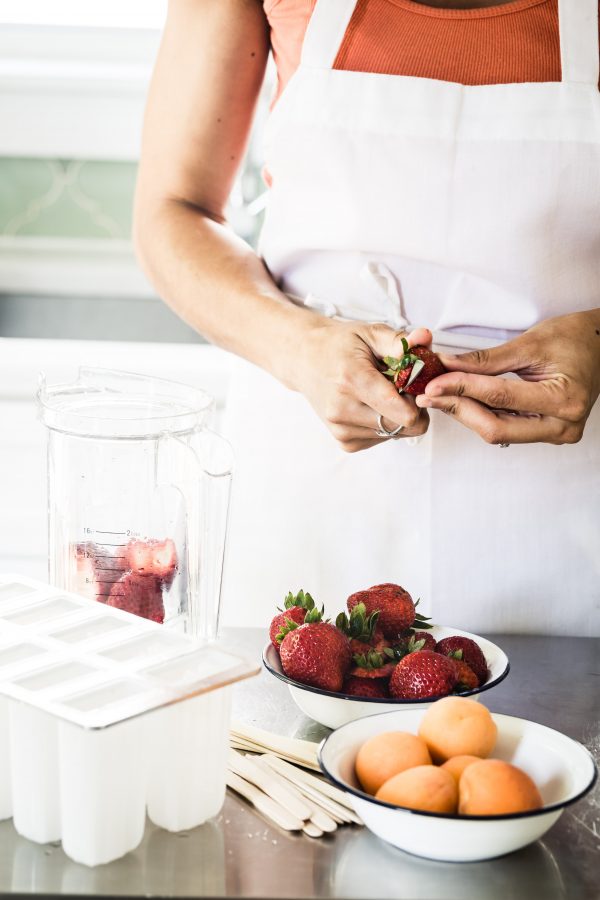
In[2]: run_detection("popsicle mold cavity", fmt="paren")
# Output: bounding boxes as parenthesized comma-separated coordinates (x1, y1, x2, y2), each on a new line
(59, 718, 147, 867)
(98, 631, 192, 664)
(62, 680, 148, 714)
(14, 661, 97, 692)
(4, 597, 79, 626)
(0, 573, 259, 866)
(146, 687, 232, 832)
(0, 644, 45, 671)
(49, 616, 130, 644)
(10, 704, 61, 844)
(0, 583, 36, 603)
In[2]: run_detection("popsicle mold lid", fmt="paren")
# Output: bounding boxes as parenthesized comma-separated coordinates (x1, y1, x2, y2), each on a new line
(36, 367, 216, 439)
(0, 574, 259, 730)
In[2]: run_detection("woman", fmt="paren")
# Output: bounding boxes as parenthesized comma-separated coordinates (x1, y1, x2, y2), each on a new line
(134, 0, 600, 635)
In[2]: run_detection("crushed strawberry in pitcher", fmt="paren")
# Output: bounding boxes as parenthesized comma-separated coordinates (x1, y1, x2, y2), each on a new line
(72, 538, 179, 624)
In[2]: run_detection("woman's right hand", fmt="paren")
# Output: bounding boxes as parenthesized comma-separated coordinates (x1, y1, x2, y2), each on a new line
(294, 319, 432, 452)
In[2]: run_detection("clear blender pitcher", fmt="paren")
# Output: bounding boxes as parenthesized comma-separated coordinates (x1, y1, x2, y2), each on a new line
(37, 368, 233, 640)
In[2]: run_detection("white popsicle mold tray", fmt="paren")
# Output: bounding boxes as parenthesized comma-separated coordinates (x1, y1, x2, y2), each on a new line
(0, 574, 259, 867)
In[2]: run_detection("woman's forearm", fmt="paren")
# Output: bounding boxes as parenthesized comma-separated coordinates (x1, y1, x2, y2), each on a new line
(131, 0, 316, 389)
(134, 196, 320, 390)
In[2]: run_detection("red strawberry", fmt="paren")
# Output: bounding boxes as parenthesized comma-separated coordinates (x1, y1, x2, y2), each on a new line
(126, 539, 178, 587)
(349, 629, 389, 658)
(350, 649, 396, 679)
(280, 622, 351, 693)
(347, 584, 415, 639)
(107, 571, 165, 623)
(270, 589, 322, 650)
(409, 631, 436, 652)
(383, 340, 447, 395)
(336, 602, 389, 656)
(435, 636, 488, 686)
(453, 659, 479, 692)
(342, 677, 389, 699)
(269, 607, 307, 649)
(395, 632, 434, 654)
(389, 650, 457, 700)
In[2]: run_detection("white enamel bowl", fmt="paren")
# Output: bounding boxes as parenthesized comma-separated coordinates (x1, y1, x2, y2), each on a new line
(263, 626, 509, 729)
(318, 708, 597, 862)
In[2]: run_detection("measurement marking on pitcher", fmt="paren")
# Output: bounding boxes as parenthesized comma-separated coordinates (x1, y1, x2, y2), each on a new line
(94, 530, 127, 535)
(93, 543, 130, 548)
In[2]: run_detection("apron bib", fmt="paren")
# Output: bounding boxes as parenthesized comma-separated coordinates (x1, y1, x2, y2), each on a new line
(221, 0, 600, 636)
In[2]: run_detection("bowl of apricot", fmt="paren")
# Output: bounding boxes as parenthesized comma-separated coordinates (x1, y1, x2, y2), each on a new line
(318, 697, 596, 862)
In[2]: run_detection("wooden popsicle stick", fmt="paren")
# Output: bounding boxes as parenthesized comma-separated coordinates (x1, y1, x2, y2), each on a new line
(251, 755, 338, 833)
(288, 779, 360, 826)
(262, 755, 363, 825)
(230, 737, 321, 772)
(302, 822, 324, 838)
(263, 753, 358, 810)
(261, 759, 355, 824)
(230, 722, 320, 769)
(225, 771, 304, 832)
(229, 750, 312, 821)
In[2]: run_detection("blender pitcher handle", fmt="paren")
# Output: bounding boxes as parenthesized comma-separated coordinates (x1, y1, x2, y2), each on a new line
(174, 428, 234, 642)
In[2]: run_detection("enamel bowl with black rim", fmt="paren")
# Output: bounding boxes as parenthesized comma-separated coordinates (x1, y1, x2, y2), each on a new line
(318, 708, 597, 862)
(262, 626, 509, 730)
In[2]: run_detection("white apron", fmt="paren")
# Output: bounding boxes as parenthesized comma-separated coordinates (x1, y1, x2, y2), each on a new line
(221, 0, 600, 636)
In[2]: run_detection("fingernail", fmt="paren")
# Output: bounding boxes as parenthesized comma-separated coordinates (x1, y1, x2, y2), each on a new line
(416, 396, 433, 408)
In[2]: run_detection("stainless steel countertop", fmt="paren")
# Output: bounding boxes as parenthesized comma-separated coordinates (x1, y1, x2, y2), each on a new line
(0, 630, 598, 900)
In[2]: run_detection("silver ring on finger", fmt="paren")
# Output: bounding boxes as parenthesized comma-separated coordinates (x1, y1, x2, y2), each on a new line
(375, 414, 405, 439)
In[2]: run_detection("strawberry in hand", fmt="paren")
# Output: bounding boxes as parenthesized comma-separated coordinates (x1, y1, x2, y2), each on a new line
(383, 338, 447, 396)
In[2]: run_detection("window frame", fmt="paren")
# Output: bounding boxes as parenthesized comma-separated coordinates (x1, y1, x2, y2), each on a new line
(0, 25, 160, 159)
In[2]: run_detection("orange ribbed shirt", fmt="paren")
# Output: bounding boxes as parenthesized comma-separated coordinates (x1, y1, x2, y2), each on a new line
(264, 0, 600, 101)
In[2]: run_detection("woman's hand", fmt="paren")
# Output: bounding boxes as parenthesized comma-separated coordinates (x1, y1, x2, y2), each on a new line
(294, 320, 431, 452)
(415, 310, 600, 445)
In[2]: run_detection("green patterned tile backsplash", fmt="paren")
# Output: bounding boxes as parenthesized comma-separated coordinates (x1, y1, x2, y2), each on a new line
(0, 158, 136, 238)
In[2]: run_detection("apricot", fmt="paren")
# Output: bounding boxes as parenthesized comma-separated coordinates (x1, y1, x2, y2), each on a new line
(376, 765, 458, 814)
(355, 731, 432, 795)
(440, 754, 481, 784)
(418, 696, 497, 763)
(459, 759, 543, 815)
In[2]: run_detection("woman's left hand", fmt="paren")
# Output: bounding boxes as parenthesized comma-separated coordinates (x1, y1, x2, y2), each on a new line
(415, 310, 600, 445)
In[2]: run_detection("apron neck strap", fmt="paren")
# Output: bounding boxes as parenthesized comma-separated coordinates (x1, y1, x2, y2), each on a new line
(301, 0, 598, 85)
(300, 0, 359, 69)
(559, 0, 599, 86)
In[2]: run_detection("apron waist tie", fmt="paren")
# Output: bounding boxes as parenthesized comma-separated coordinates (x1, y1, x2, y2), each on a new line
(284, 262, 505, 351)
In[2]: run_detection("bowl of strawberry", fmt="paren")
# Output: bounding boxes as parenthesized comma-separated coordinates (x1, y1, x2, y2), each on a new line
(263, 584, 509, 730)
